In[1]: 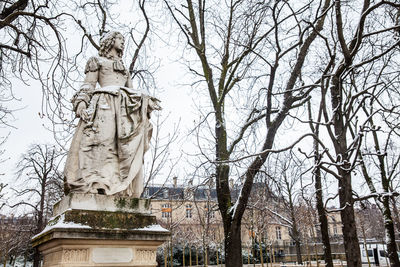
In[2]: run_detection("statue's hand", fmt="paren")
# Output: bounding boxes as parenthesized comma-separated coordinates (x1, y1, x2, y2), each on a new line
(76, 102, 89, 121)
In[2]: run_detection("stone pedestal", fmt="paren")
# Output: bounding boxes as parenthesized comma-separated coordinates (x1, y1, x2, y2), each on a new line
(32, 193, 169, 267)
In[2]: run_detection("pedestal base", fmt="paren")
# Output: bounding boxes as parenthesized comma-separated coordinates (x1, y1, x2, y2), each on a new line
(38, 236, 164, 267)
(32, 193, 169, 267)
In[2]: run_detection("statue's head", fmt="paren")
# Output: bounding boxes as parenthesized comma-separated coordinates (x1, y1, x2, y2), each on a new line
(99, 31, 124, 58)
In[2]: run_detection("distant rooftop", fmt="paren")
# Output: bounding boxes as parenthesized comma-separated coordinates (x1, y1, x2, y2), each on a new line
(144, 182, 278, 201)
(144, 184, 218, 200)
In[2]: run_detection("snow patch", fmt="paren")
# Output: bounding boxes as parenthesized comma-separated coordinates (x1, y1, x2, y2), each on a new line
(133, 224, 169, 232)
(32, 214, 91, 239)
(32, 214, 169, 240)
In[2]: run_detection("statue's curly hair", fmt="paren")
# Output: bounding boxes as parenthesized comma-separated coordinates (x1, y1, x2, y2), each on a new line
(98, 31, 124, 58)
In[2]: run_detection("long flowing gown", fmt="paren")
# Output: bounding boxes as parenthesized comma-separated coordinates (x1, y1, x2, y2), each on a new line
(64, 56, 160, 197)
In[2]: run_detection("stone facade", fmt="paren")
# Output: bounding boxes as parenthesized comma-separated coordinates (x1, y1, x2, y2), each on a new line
(145, 184, 343, 246)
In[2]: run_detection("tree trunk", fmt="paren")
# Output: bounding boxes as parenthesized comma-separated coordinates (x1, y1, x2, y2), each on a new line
(338, 171, 361, 267)
(315, 161, 333, 267)
(383, 196, 400, 267)
(289, 198, 302, 265)
(32, 248, 40, 267)
(369, 115, 400, 267)
(23, 252, 27, 267)
(331, 63, 361, 267)
(224, 225, 242, 267)
(294, 239, 302, 265)
(390, 196, 400, 236)
(310, 69, 334, 267)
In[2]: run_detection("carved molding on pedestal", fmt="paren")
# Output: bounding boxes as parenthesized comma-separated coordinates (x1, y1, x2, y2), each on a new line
(63, 248, 89, 262)
(43, 251, 62, 267)
(43, 248, 89, 266)
(136, 249, 156, 263)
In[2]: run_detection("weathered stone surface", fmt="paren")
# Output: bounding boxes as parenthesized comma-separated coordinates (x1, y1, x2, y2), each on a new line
(32, 227, 170, 248)
(64, 31, 161, 198)
(53, 193, 151, 216)
(63, 209, 156, 229)
(38, 239, 163, 267)
(32, 210, 168, 248)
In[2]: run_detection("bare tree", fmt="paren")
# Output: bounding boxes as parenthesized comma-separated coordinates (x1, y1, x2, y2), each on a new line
(144, 113, 181, 192)
(306, 99, 334, 267)
(0, 0, 70, 127)
(355, 73, 400, 266)
(267, 152, 306, 264)
(0, 215, 35, 266)
(243, 177, 291, 265)
(164, 1, 331, 265)
(10, 144, 64, 267)
(295, 1, 400, 266)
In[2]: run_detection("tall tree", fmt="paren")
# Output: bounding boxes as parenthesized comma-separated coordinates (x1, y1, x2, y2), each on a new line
(355, 58, 400, 266)
(164, 1, 331, 265)
(311, 1, 400, 266)
(307, 99, 334, 267)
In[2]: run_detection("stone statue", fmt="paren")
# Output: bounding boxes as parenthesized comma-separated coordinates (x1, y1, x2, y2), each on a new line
(64, 31, 160, 197)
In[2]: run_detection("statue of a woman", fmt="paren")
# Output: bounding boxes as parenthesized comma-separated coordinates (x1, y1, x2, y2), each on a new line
(64, 31, 160, 197)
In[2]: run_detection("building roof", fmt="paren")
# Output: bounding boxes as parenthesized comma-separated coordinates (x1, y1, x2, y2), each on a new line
(144, 181, 279, 202)
(145, 185, 218, 201)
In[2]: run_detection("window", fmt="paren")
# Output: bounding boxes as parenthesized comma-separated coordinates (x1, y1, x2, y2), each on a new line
(333, 225, 338, 235)
(186, 204, 192, 218)
(276, 226, 282, 240)
(205, 204, 215, 218)
(363, 250, 373, 257)
(162, 203, 171, 218)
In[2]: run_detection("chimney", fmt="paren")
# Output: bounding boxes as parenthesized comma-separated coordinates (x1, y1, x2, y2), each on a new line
(173, 176, 177, 188)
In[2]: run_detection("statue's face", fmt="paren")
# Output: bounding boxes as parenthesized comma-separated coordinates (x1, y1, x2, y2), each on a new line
(113, 34, 125, 52)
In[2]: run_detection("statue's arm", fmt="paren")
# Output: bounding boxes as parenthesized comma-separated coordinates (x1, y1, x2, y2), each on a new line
(72, 57, 99, 118)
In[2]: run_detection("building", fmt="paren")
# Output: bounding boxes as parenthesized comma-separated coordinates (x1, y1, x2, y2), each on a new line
(144, 182, 343, 260)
